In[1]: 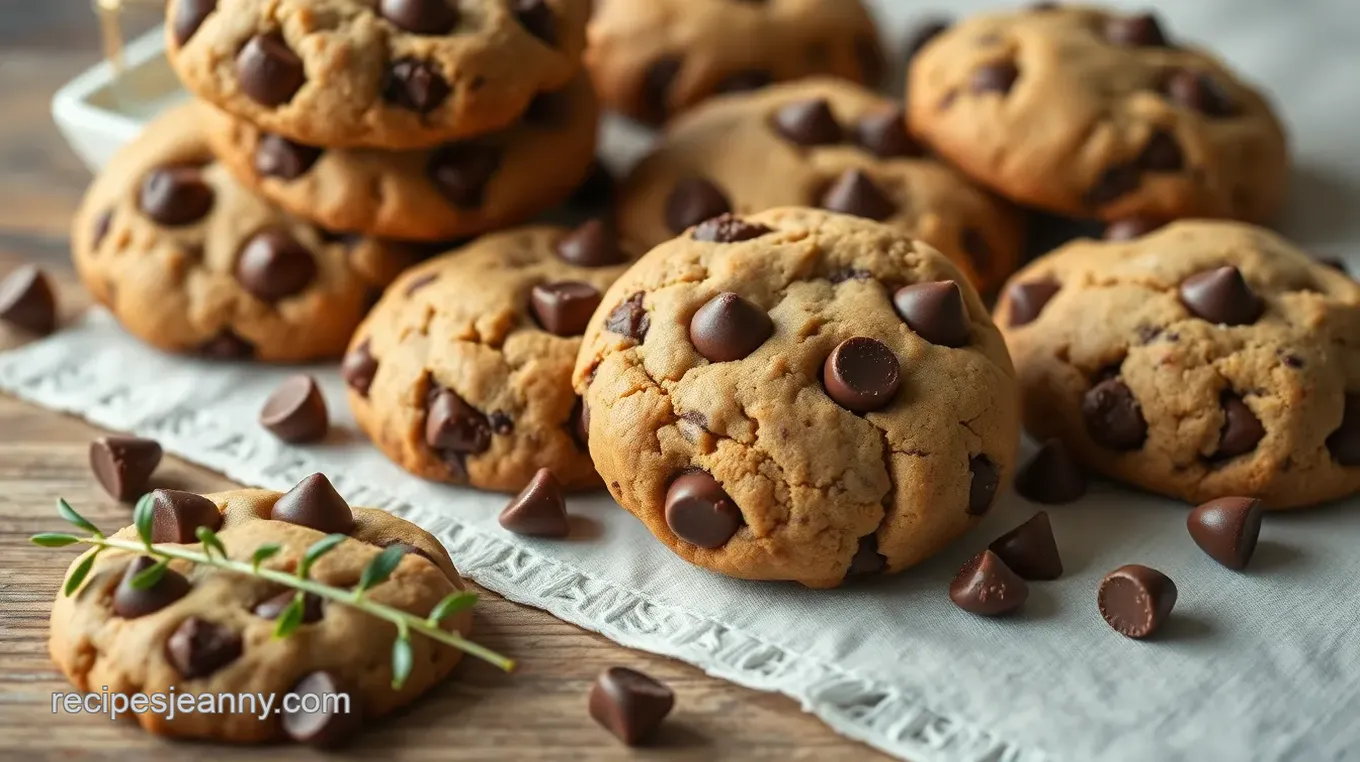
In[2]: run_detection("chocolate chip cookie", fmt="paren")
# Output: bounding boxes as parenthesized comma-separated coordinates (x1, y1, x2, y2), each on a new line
(907, 5, 1288, 223)
(586, 0, 883, 125)
(345, 222, 630, 493)
(72, 104, 419, 363)
(996, 220, 1360, 509)
(574, 208, 1020, 588)
(617, 79, 1024, 295)
(203, 74, 599, 242)
(49, 477, 473, 743)
(167, 0, 590, 149)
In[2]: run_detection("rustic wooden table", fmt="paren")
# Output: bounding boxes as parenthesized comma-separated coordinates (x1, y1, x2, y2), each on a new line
(0, 7, 886, 760)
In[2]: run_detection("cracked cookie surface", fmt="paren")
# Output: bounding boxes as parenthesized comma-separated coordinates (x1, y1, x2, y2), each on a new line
(996, 220, 1360, 509)
(907, 5, 1288, 223)
(345, 223, 630, 492)
(167, 0, 590, 149)
(618, 79, 1024, 295)
(574, 208, 1020, 588)
(72, 103, 419, 363)
(49, 481, 471, 743)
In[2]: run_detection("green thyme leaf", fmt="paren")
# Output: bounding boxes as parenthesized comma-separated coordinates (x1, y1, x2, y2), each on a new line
(356, 545, 406, 596)
(30, 533, 81, 548)
(196, 526, 228, 560)
(129, 558, 169, 590)
(63, 550, 100, 596)
(427, 591, 478, 626)
(250, 543, 282, 573)
(273, 593, 306, 638)
(132, 493, 155, 547)
(390, 636, 413, 690)
(298, 534, 347, 580)
(57, 498, 100, 537)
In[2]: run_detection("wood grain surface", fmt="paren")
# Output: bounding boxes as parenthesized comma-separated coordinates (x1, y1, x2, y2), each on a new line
(0, 6, 887, 760)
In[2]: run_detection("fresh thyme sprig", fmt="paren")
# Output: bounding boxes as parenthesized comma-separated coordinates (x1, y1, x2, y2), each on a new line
(33, 496, 514, 686)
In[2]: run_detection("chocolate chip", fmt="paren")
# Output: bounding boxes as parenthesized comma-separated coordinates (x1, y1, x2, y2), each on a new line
(380, 0, 458, 34)
(692, 214, 772, 243)
(689, 292, 773, 363)
(572, 397, 590, 449)
(172, 0, 216, 45)
(903, 17, 950, 63)
(383, 57, 450, 113)
(1164, 69, 1236, 117)
(138, 167, 214, 226)
(235, 228, 317, 302)
(236, 33, 304, 107)
(166, 617, 242, 678)
(641, 57, 682, 124)
(1104, 12, 1168, 46)
(852, 109, 920, 158)
(148, 489, 222, 544)
(341, 339, 378, 397)
(1014, 439, 1087, 504)
(970, 61, 1019, 94)
(589, 667, 675, 746)
(1217, 394, 1264, 458)
(112, 556, 191, 618)
(949, 550, 1029, 616)
(0, 265, 56, 334)
(665, 471, 742, 548)
(514, 0, 557, 46)
(604, 292, 649, 342)
(199, 330, 254, 359)
(522, 89, 570, 128)
(490, 411, 514, 435)
(556, 219, 625, 266)
(425, 385, 492, 470)
(428, 144, 500, 208)
(499, 468, 570, 537)
(1006, 278, 1061, 326)
(531, 281, 602, 337)
(855, 34, 885, 84)
(92, 210, 113, 248)
(89, 436, 163, 501)
(715, 69, 772, 94)
(1085, 164, 1141, 207)
(665, 178, 731, 234)
(253, 590, 324, 622)
(968, 455, 1000, 515)
(820, 169, 896, 221)
(989, 511, 1063, 580)
(894, 281, 969, 348)
(260, 374, 329, 443)
(771, 98, 842, 146)
(254, 133, 321, 180)
(270, 473, 355, 534)
(1137, 129, 1184, 172)
(1104, 217, 1165, 241)
(1180, 266, 1263, 326)
(566, 160, 615, 212)
(845, 534, 886, 579)
(1327, 393, 1360, 465)
(1083, 377, 1147, 450)
(283, 672, 361, 748)
(1098, 564, 1177, 639)
(1186, 496, 1264, 571)
(822, 337, 901, 413)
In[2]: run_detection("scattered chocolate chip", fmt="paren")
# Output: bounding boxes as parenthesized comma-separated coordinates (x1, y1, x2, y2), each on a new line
(820, 169, 897, 221)
(1164, 69, 1236, 117)
(1104, 12, 1168, 46)
(283, 672, 361, 748)
(989, 511, 1063, 580)
(489, 411, 513, 435)
(149, 489, 222, 544)
(1188, 496, 1264, 570)
(1104, 217, 1165, 241)
(970, 61, 1019, 94)
(531, 281, 602, 337)
(1282, 353, 1305, 369)
(404, 273, 438, 296)
(716, 69, 773, 94)
(1180, 266, 1263, 326)
(236, 33, 305, 107)
(172, 0, 216, 45)
(380, 0, 458, 34)
(1137, 130, 1184, 172)
(968, 455, 1000, 516)
(950, 550, 1029, 616)
(903, 17, 950, 63)
(1083, 377, 1147, 450)
(1085, 164, 1141, 207)
(771, 98, 842, 146)
(641, 57, 682, 123)
(894, 281, 969, 348)
(112, 556, 191, 618)
(0, 265, 57, 334)
(1216, 394, 1264, 458)
(236, 228, 317, 302)
(692, 214, 772, 243)
(1098, 564, 1177, 639)
(1327, 393, 1360, 465)
(428, 144, 501, 208)
(589, 667, 675, 746)
(341, 339, 378, 396)
(260, 374, 329, 443)
(822, 337, 901, 413)
(604, 292, 649, 342)
(383, 57, 450, 113)
(199, 330, 254, 359)
(1014, 439, 1087, 504)
(556, 219, 625, 267)
(138, 167, 214, 226)
(665, 471, 742, 548)
(253, 590, 324, 622)
(572, 397, 590, 448)
(852, 109, 920, 158)
(166, 616, 242, 678)
(425, 385, 492, 467)
(514, 0, 557, 46)
(89, 436, 163, 501)
(499, 468, 570, 537)
(270, 473, 355, 534)
(665, 178, 731, 234)
(254, 133, 321, 180)
(689, 292, 773, 363)
(845, 534, 886, 579)
(1006, 278, 1060, 326)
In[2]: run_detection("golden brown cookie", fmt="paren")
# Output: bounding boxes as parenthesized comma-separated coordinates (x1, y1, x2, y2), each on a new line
(574, 208, 1020, 588)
